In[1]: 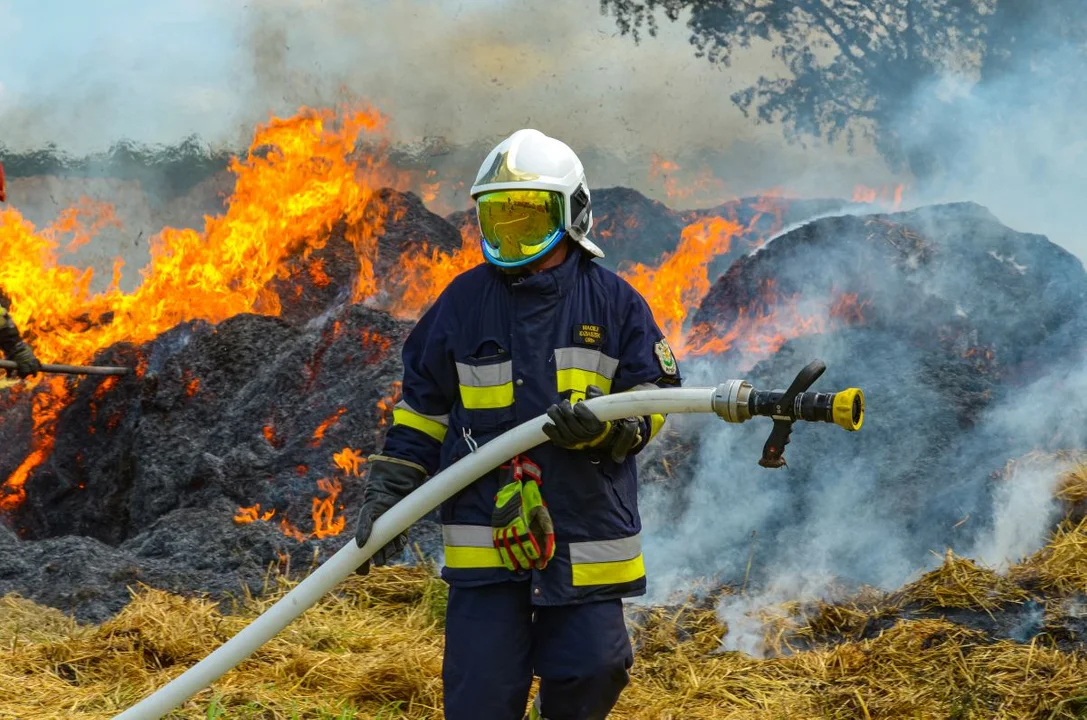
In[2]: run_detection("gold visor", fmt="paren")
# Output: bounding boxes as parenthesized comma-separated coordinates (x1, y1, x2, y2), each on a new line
(476, 190, 565, 266)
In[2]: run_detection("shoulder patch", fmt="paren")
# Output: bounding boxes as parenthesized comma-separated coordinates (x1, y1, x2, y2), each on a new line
(572, 323, 606, 347)
(654, 339, 678, 376)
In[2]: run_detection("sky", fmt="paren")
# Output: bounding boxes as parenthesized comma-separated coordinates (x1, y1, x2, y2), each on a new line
(0, 0, 900, 197)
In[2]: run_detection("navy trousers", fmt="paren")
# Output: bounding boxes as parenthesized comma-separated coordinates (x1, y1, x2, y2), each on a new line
(443, 582, 634, 720)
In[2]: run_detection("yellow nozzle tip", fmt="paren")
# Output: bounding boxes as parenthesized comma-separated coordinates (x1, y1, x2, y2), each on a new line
(832, 388, 865, 431)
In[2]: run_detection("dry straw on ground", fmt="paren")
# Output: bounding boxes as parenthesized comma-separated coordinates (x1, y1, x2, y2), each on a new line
(3, 554, 1087, 719)
(5, 451, 1087, 718)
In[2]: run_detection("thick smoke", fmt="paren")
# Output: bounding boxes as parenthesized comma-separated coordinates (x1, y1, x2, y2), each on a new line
(900, 49, 1087, 261)
(627, 7, 1087, 656)
(640, 336, 1086, 657)
(638, 215, 1086, 658)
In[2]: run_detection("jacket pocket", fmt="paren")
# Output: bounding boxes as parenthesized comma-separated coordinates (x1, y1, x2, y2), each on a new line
(455, 339, 516, 436)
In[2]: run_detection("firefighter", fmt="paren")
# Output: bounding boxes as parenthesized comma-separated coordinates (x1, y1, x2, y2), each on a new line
(0, 306, 41, 378)
(355, 129, 681, 720)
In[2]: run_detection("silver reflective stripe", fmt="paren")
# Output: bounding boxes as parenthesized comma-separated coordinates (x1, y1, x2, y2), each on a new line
(568, 534, 642, 564)
(394, 400, 449, 426)
(442, 524, 494, 548)
(554, 347, 619, 377)
(455, 361, 513, 387)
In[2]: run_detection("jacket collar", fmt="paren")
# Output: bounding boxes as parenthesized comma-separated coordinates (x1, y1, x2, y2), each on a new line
(493, 245, 586, 298)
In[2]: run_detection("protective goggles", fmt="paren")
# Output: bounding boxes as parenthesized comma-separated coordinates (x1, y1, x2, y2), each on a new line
(476, 189, 566, 267)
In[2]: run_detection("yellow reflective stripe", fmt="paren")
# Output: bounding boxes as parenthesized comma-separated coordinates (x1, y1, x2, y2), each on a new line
(555, 347, 618, 399)
(443, 525, 504, 569)
(572, 554, 646, 586)
(456, 361, 515, 409)
(569, 535, 644, 586)
(444, 545, 505, 568)
(648, 413, 666, 439)
(556, 368, 613, 396)
(392, 404, 448, 442)
(459, 383, 514, 409)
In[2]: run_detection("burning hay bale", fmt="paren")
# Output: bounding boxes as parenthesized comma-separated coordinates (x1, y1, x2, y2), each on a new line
(590, 187, 847, 271)
(266, 189, 462, 326)
(636, 202, 1087, 630)
(2, 109, 1087, 707)
(0, 299, 425, 621)
(692, 202, 1087, 374)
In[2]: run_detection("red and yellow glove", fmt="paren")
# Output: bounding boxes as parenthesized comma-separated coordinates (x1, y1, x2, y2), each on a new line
(491, 455, 556, 572)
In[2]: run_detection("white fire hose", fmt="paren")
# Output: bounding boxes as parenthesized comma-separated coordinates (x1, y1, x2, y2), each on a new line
(114, 376, 863, 720)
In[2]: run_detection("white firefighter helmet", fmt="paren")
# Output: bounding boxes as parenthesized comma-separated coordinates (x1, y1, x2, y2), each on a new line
(470, 128, 603, 267)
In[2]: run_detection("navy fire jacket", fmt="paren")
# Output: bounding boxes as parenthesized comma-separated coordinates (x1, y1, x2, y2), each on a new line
(380, 247, 682, 605)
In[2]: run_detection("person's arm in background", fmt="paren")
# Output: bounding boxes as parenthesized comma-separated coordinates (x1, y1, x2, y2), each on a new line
(0, 306, 42, 378)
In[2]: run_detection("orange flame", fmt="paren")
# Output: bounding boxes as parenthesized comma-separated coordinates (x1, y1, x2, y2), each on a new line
(685, 284, 874, 364)
(852, 184, 906, 210)
(358, 329, 393, 364)
(234, 446, 355, 541)
(311, 477, 345, 539)
(377, 381, 403, 427)
(307, 257, 332, 288)
(333, 447, 366, 476)
(685, 280, 825, 359)
(0, 377, 68, 511)
(387, 217, 480, 319)
(620, 216, 743, 355)
(648, 154, 729, 206)
(310, 407, 347, 446)
(829, 292, 871, 325)
(87, 375, 119, 430)
(0, 106, 394, 368)
(0, 106, 404, 513)
(51, 198, 123, 254)
(235, 504, 276, 524)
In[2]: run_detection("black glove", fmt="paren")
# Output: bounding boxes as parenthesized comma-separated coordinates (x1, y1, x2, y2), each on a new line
(9, 342, 41, 378)
(543, 385, 646, 463)
(354, 455, 427, 575)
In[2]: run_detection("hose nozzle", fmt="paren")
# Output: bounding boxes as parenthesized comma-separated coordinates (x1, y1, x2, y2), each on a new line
(711, 360, 865, 467)
(830, 387, 864, 431)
